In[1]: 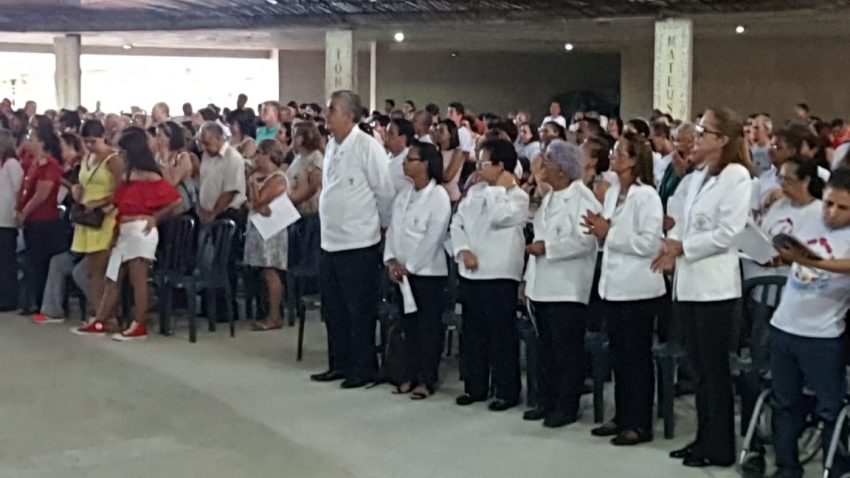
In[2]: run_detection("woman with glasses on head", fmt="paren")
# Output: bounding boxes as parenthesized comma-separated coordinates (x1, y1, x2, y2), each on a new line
(584, 133, 666, 445)
(155, 121, 195, 215)
(16, 118, 69, 315)
(384, 141, 451, 399)
(73, 126, 181, 341)
(652, 107, 757, 468)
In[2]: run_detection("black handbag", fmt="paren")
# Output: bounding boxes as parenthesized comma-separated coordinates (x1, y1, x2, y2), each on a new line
(69, 154, 113, 228)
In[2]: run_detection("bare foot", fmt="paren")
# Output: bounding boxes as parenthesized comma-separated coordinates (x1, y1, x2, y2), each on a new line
(392, 382, 413, 394)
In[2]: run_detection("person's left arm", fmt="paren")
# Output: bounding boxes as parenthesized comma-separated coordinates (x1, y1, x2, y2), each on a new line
(485, 176, 530, 228)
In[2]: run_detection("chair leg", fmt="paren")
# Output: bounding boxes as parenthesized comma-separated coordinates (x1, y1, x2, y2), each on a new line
(207, 288, 217, 332)
(741, 388, 772, 464)
(824, 404, 850, 478)
(446, 328, 454, 357)
(592, 346, 607, 424)
(662, 357, 677, 439)
(296, 300, 306, 361)
(225, 282, 235, 338)
(187, 284, 197, 344)
(656, 358, 665, 419)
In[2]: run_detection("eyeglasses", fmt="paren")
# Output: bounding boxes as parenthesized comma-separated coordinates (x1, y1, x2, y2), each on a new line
(695, 124, 724, 138)
(476, 160, 493, 170)
(405, 155, 423, 162)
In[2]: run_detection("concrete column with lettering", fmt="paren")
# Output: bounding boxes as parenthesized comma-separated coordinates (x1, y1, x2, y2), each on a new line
(54, 34, 81, 110)
(325, 30, 356, 100)
(653, 19, 693, 121)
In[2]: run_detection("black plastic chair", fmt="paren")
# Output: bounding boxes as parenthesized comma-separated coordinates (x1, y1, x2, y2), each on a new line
(152, 215, 197, 336)
(159, 219, 236, 343)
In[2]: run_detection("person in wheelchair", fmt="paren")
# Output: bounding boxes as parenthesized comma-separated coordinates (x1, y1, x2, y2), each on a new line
(768, 169, 850, 478)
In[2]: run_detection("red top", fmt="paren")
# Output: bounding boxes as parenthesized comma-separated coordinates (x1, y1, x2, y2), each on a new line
(18, 156, 63, 222)
(113, 178, 181, 220)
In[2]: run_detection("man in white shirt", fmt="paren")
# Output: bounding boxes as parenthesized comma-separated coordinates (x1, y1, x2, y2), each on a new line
(769, 169, 850, 478)
(199, 122, 248, 321)
(542, 101, 567, 130)
(447, 102, 476, 158)
(312, 90, 395, 389)
(386, 118, 414, 193)
(750, 114, 773, 174)
(412, 110, 433, 144)
(650, 122, 675, 188)
(451, 138, 529, 411)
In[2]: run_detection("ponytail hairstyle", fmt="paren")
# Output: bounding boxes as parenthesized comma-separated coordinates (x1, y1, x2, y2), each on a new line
(620, 131, 655, 188)
(705, 107, 758, 178)
(785, 155, 825, 199)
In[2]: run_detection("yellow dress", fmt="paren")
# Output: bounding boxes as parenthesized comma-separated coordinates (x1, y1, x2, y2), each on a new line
(70, 153, 119, 254)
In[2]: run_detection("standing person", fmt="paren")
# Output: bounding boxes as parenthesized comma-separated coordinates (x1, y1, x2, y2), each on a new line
(447, 102, 476, 160)
(435, 119, 464, 203)
(0, 129, 24, 311)
(310, 90, 395, 388)
(198, 122, 247, 321)
(584, 132, 666, 445)
(73, 127, 181, 340)
(542, 101, 567, 129)
(522, 140, 601, 427)
(384, 141, 451, 399)
(16, 119, 66, 315)
(451, 138, 529, 411)
(228, 115, 257, 160)
(50, 120, 122, 324)
(652, 107, 756, 468)
(286, 122, 324, 277)
(256, 101, 283, 144)
(769, 170, 850, 478)
(155, 121, 195, 215)
(244, 140, 289, 331)
(385, 118, 414, 193)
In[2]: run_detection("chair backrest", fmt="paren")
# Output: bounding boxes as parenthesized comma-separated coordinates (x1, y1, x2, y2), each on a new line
(738, 275, 789, 370)
(197, 219, 237, 277)
(155, 215, 196, 274)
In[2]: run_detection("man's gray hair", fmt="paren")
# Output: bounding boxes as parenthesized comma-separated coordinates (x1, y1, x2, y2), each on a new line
(201, 121, 224, 139)
(545, 139, 583, 181)
(331, 90, 362, 122)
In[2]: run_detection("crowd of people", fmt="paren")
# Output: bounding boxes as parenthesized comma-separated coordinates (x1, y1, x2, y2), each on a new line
(1, 90, 850, 478)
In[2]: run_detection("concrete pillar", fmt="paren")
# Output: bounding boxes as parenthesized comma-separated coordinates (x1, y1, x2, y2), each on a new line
(54, 34, 81, 110)
(653, 19, 693, 121)
(619, 41, 654, 120)
(325, 30, 356, 100)
(369, 41, 377, 113)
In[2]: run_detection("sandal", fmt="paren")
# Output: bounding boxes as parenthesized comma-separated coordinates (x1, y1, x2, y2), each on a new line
(252, 321, 283, 331)
(392, 382, 413, 395)
(410, 385, 433, 400)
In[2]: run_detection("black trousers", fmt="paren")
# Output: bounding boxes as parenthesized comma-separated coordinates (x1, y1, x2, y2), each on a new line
(400, 275, 446, 389)
(0, 227, 18, 310)
(460, 278, 521, 402)
(320, 245, 381, 381)
(23, 220, 66, 311)
(532, 301, 587, 417)
(605, 298, 659, 436)
(679, 299, 737, 465)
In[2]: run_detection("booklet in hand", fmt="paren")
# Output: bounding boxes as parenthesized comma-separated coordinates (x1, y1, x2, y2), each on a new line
(772, 233, 822, 260)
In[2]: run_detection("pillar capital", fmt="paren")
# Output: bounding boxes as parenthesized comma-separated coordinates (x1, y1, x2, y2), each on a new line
(54, 33, 81, 110)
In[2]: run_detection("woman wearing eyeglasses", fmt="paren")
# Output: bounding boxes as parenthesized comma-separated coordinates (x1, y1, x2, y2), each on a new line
(384, 141, 451, 399)
(652, 108, 757, 468)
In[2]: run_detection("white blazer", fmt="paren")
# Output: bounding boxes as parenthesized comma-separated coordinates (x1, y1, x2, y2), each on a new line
(384, 180, 452, 277)
(598, 182, 667, 301)
(451, 182, 530, 281)
(524, 180, 601, 303)
(673, 163, 753, 301)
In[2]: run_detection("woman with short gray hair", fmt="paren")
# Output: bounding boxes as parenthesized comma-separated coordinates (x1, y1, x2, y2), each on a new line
(0, 129, 24, 311)
(522, 139, 602, 427)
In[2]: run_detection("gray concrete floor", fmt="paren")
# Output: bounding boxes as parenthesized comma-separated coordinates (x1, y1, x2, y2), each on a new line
(0, 311, 804, 477)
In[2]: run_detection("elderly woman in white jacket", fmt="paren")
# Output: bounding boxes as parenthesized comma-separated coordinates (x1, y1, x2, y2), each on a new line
(521, 139, 601, 428)
(384, 141, 452, 400)
(584, 132, 666, 445)
(451, 138, 530, 412)
(653, 107, 756, 468)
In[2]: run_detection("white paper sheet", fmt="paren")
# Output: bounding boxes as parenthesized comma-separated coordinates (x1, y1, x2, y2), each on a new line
(400, 276, 417, 314)
(249, 194, 301, 241)
(736, 220, 778, 265)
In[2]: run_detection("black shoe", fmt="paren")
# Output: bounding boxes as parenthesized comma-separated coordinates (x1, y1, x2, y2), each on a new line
(523, 407, 548, 421)
(591, 422, 620, 437)
(310, 370, 345, 382)
(340, 378, 369, 389)
(682, 456, 733, 468)
(488, 399, 519, 412)
(610, 429, 652, 446)
(740, 454, 766, 476)
(455, 394, 486, 406)
(19, 308, 36, 316)
(669, 444, 695, 459)
(543, 411, 577, 428)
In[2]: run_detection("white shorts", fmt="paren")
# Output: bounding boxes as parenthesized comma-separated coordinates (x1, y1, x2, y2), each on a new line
(106, 220, 159, 281)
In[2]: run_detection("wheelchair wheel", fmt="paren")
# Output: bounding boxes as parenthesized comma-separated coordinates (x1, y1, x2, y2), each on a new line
(759, 404, 823, 464)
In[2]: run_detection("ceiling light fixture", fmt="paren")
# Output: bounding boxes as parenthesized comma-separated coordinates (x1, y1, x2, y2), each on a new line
(564, 42, 574, 52)
(122, 44, 132, 50)
(265, 0, 279, 5)
(735, 25, 746, 34)
(393, 31, 405, 43)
